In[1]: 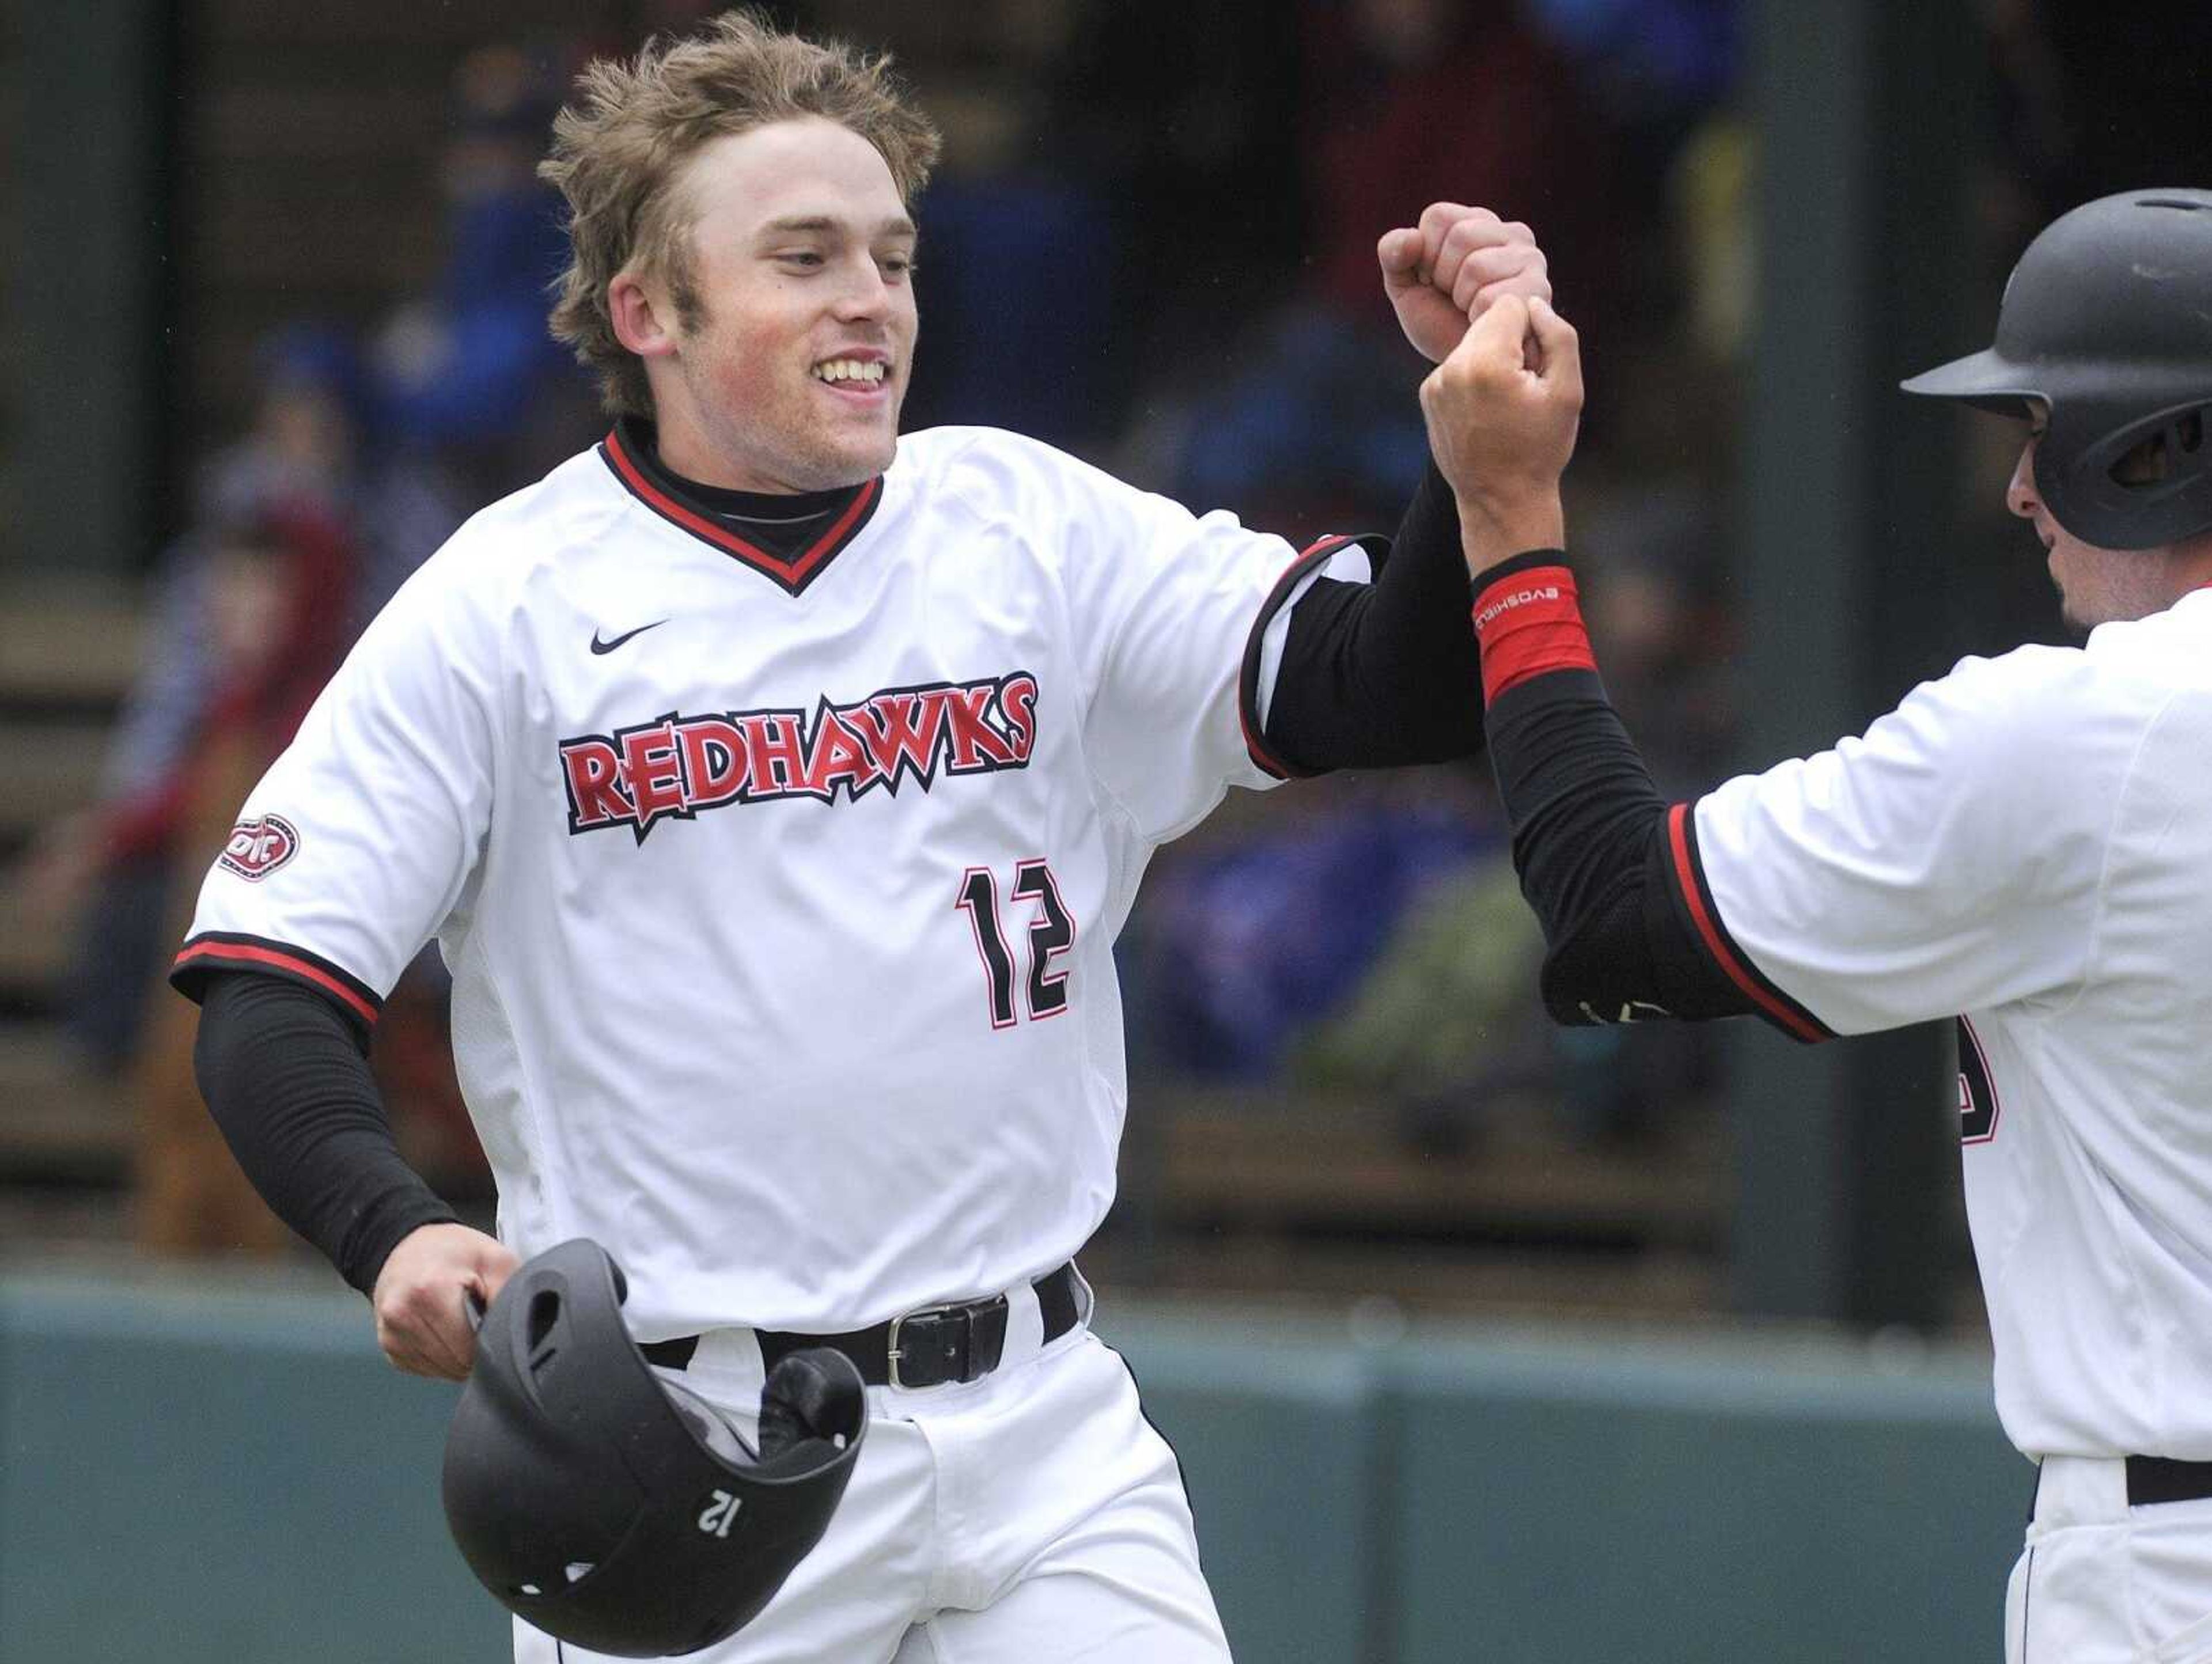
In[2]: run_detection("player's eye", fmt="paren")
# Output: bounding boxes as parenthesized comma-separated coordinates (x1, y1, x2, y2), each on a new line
(878, 252, 915, 278)
(776, 249, 826, 269)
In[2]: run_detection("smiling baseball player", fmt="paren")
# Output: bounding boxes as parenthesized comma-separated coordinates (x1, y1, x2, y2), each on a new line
(1423, 190, 2212, 1664)
(170, 10, 1551, 1661)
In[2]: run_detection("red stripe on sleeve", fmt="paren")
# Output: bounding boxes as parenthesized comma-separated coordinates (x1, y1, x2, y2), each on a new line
(1470, 564, 1597, 703)
(173, 941, 380, 1026)
(1665, 803, 1825, 1043)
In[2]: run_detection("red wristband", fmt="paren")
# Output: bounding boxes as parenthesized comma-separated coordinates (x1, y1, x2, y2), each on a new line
(1471, 561, 1596, 703)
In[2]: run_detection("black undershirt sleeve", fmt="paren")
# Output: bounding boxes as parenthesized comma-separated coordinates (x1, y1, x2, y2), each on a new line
(192, 971, 460, 1295)
(1258, 462, 1486, 772)
(1484, 664, 1758, 1027)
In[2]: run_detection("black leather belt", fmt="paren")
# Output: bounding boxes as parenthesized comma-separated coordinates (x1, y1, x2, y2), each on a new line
(641, 1261, 1083, 1390)
(2127, 1456, 2212, 1507)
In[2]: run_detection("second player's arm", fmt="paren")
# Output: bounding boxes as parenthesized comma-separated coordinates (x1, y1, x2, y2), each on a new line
(1251, 203, 1556, 774)
(1410, 296, 1772, 1028)
(1423, 297, 2109, 1038)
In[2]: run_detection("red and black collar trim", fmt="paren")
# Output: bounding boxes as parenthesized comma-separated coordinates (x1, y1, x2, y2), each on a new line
(599, 421, 882, 597)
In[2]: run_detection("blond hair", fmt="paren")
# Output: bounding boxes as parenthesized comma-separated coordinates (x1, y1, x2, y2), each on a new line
(540, 9, 940, 418)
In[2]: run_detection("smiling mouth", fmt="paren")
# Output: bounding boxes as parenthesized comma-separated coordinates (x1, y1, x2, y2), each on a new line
(813, 358, 888, 390)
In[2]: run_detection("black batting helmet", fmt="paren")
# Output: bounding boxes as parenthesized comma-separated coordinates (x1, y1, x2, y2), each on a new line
(442, 1239, 866, 1658)
(1902, 188, 2212, 549)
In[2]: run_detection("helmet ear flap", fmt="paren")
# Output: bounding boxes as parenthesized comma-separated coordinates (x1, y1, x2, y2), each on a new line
(2103, 408, 2207, 486)
(2048, 400, 2212, 548)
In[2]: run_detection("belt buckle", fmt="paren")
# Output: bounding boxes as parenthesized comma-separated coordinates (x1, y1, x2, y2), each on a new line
(886, 1303, 968, 1390)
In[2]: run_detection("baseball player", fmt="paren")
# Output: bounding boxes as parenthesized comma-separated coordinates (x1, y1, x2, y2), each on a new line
(170, 12, 1551, 1662)
(1422, 189, 2212, 1663)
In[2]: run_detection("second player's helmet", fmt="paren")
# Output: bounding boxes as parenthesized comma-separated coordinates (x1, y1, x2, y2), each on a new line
(442, 1238, 867, 1658)
(1903, 187, 2212, 549)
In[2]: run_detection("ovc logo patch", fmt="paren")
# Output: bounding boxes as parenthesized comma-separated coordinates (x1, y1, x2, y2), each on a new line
(219, 814, 301, 881)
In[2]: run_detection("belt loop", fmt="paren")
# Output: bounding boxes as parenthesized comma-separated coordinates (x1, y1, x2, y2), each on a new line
(1035, 1262, 1081, 1341)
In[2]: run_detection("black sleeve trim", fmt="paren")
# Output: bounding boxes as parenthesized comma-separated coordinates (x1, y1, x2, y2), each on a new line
(1237, 532, 1373, 779)
(192, 969, 458, 1294)
(172, 930, 382, 1029)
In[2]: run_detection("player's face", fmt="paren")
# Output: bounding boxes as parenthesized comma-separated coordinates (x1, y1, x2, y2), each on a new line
(650, 118, 917, 492)
(2006, 418, 2172, 635)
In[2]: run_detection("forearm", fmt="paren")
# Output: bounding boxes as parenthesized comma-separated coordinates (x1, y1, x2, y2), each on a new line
(1475, 553, 1755, 1025)
(1259, 462, 1486, 772)
(192, 972, 460, 1293)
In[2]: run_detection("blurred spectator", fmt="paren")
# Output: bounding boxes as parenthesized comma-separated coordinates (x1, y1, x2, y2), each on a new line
(1290, 850, 1548, 1144)
(128, 488, 360, 1255)
(1131, 0, 1606, 537)
(71, 39, 604, 1252)
(1141, 786, 1495, 1082)
(12, 269, 512, 1247)
(17, 324, 368, 1073)
(365, 41, 598, 554)
(896, 170, 1119, 453)
(1032, 0, 1306, 439)
(1523, 0, 1736, 139)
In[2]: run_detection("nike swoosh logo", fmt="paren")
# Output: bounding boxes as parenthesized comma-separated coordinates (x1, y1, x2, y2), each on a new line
(589, 620, 668, 655)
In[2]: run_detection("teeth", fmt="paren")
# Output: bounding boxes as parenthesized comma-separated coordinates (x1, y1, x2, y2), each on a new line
(815, 358, 885, 385)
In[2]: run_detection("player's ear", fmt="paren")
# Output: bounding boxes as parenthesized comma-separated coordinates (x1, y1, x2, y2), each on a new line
(609, 270, 679, 359)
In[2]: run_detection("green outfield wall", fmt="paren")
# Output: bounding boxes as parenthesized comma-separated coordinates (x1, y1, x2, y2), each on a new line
(0, 1271, 2022, 1663)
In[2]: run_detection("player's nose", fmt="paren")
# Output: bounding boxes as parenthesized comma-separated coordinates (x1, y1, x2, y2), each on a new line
(831, 254, 896, 321)
(2006, 436, 2041, 521)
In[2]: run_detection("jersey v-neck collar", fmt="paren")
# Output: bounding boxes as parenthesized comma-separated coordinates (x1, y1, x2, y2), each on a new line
(599, 416, 882, 597)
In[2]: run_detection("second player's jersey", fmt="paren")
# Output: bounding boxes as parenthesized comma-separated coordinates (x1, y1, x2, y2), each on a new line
(174, 424, 1338, 1337)
(1683, 587, 2212, 1459)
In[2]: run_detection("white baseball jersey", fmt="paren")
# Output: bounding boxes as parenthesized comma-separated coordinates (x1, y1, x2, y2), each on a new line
(176, 423, 1362, 1339)
(1680, 586, 2212, 1460)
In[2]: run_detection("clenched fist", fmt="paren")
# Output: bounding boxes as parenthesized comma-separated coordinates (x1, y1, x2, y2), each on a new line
(1379, 204, 1552, 365)
(371, 1221, 520, 1381)
(1419, 293, 1585, 575)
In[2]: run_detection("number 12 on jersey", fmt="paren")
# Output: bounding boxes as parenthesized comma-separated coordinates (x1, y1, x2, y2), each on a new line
(957, 861, 1076, 1028)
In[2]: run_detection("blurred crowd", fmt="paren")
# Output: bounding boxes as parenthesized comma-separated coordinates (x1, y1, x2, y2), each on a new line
(14, 0, 2190, 1265)
(16, 39, 596, 1250)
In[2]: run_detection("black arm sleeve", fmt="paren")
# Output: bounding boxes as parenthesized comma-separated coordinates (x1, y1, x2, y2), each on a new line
(1485, 663, 1762, 1028)
(192, 971, 461, 1294)
(1256, 462, 1486, 772)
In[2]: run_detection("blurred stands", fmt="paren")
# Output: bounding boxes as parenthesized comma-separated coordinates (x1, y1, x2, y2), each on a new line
(178, 2, 577, 439)
(0, 16, 126, 1214)
(0, 586, 145, 1189)
(0, 10, 20, 555)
